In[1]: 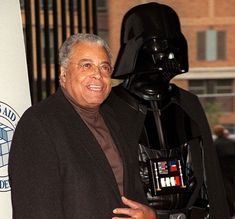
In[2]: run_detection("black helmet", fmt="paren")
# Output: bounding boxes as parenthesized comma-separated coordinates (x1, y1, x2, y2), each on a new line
(112, 2, 188, 82)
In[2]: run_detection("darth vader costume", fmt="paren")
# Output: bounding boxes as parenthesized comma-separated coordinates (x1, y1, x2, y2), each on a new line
(111, 2, 230, 219)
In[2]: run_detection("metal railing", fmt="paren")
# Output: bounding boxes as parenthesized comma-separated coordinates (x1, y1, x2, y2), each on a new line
(20, 0, 97, 104)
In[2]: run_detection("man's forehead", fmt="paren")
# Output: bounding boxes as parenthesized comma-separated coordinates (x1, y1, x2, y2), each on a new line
(70, 42, 110, 62)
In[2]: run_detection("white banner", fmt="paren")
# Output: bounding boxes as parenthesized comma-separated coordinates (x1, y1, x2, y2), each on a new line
(0, 0, 31, 218)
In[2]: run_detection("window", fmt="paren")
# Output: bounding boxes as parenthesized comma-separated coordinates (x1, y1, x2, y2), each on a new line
(224, 124, 235, 135)
(97, 0, 107, 11)
(215, 80, 233, 94)
(189, 79, 234, 112)
(197, 29, 226, 61)
(188, 80, 207, 94)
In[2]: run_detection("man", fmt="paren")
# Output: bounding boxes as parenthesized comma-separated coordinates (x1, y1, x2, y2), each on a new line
(9, 33, 156, 219)
(213, 125, 235, 217)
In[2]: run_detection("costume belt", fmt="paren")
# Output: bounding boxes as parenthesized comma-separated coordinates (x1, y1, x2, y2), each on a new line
(156, 207, 209, 219)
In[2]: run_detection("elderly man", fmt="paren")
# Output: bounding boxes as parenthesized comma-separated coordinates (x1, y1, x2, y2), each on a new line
(9, 33, 156, 219)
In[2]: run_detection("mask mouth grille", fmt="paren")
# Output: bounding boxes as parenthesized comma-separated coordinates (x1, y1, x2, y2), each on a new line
(133, 37, 188, 81)
(136, 54, 186, 83)
(157, 57, 184, 82)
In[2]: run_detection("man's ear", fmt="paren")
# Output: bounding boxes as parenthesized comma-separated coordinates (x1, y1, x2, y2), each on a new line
(60, 67, 67, 87)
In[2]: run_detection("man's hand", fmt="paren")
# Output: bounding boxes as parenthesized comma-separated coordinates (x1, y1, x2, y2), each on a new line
(112, 196, 156, 219)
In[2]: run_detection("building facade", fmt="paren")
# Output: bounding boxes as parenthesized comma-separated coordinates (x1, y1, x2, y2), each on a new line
(19, 0, 235, 132)
(106, 0, 235, 133)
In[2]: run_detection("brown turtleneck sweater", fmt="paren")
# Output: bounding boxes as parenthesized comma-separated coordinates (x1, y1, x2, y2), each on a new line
(61, 88, 124, 195)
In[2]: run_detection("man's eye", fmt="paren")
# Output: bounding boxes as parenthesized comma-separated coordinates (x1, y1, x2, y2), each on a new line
(81, 63, 92, 70)
(100, 64, 111, 72)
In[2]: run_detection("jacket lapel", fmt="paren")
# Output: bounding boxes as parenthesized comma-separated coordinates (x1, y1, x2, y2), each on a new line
(56, 91, 122, 199)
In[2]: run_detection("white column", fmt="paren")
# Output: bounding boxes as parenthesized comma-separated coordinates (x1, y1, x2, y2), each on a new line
(0, 0, 31, 218)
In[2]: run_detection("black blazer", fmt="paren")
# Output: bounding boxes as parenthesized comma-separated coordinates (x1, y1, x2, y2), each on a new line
(9, 88, 147, 219)
(214, 136, 235, 216)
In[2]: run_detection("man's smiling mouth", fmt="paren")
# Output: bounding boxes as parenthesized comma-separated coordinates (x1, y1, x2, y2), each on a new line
(87, 84, 103, 91)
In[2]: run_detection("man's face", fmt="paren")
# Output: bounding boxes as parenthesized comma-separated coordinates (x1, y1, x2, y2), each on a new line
(60, 42, 112, 108)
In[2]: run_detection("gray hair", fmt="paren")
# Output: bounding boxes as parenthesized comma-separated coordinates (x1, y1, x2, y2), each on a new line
(59, 33, 112, 68)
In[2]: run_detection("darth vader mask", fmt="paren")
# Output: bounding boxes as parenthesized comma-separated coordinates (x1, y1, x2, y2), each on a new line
(113, 2, 188, 84)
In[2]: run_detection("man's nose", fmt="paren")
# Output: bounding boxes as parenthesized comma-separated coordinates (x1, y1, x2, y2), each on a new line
(92, 65, 102, 79)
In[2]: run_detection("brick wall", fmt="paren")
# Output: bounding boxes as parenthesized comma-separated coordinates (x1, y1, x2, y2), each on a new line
(107, 0, 235, 128)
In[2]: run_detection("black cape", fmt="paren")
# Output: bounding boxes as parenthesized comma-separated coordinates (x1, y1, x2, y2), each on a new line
(110, 84, 230, 219)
